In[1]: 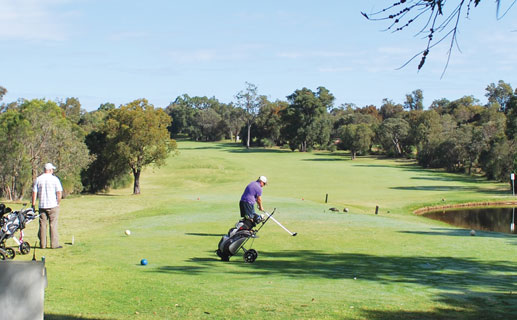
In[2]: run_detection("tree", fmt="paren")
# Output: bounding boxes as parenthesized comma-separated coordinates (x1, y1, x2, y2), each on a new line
(0, 99, 91, 199)
(485, 80, 515, 113)
(362, 1, 515, 73)
(235, 82, 263, 149)
(103, 99, 177, 194)
(282, 87, 334, 152)
(379, 99, 404, 120)
(252, 99, 286, 147)
(377, 117, 411, 156)
(0, 86, 6, 101)
(338, 123, 375, 159)
(404, 89, 424, 111)
(59, 97, 83, 124)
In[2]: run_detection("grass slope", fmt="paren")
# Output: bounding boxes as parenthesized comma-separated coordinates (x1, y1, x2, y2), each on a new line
(5, 141, 517, 319)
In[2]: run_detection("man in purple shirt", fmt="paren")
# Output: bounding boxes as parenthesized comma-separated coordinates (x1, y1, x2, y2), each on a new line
(239, 176, 267, 222)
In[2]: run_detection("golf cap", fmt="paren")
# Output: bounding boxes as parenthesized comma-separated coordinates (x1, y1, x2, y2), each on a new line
(258, 176, 267, 185)
(44, 163, 56, 170)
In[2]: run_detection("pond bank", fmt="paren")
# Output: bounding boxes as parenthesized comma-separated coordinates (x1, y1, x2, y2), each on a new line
(414, 200, 517, 215)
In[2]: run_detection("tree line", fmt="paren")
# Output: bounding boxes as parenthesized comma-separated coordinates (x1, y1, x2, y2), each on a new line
(166, 80, 517, 182)
(0, 79, 515, 200)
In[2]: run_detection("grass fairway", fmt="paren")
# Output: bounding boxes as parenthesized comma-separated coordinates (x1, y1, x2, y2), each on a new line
(7, 141, 517, 319)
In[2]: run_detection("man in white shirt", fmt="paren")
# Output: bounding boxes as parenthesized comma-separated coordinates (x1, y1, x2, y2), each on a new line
(32, 163, 63, 249)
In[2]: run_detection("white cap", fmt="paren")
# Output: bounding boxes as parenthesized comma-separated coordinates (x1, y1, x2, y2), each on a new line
(44, 163, 56, 170)
(258, 176, 267, 185)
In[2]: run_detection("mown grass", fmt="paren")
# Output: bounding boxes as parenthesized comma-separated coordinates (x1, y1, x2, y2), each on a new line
(5, 140, 517, 319)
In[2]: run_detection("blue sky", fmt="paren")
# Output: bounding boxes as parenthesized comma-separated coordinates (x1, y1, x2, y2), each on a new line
(1, 0, 516, 111)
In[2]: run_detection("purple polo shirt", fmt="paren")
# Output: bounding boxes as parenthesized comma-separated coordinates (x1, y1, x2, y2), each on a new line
(240, 181, 262, 205)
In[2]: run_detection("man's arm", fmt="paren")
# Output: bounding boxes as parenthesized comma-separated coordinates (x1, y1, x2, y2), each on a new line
(256, 195, 264, 212)
(56, 191, 62, 205)
(32, 192, 37, 208)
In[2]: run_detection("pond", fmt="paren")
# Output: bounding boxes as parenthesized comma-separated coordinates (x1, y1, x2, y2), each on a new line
(422, 207, 517, 235)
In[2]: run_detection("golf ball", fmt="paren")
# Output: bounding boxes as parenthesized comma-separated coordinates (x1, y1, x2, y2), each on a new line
(140, 259, 148, 265)
(125, 230, 131, 236)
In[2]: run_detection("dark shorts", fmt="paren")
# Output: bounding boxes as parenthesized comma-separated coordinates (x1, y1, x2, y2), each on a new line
(239, 201, 255, 218)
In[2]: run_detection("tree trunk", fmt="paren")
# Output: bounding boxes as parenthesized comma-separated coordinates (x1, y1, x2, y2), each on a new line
(246, 123, 251, 149)
(133, 168, 141, 195)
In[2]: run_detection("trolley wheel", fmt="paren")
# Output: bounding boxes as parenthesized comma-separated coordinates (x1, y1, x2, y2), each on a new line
(20, 242, 30, 255)
(5, 247, 15, 259)
(0, 242, 4, 249)
(243, 249, 258, 263)
(0, 250, 6, 260)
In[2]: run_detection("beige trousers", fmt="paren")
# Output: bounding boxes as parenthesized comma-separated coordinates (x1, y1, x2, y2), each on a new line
(38, 207, 60, 249)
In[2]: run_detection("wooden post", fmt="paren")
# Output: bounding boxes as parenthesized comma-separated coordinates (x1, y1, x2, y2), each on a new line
(375, 205, 379, 215)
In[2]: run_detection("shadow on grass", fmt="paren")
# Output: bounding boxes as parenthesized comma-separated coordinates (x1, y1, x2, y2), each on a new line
(185, 232, 222, 237)
(157, 250, 517, 318)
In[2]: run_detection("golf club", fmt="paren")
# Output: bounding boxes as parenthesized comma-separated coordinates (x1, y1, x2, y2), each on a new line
(263, 211, 297, 236)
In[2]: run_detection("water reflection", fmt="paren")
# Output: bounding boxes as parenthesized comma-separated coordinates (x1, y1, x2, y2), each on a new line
(423, 207, 517, 235)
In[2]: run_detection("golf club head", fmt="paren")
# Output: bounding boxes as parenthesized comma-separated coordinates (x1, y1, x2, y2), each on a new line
(292, 232, 297, 236)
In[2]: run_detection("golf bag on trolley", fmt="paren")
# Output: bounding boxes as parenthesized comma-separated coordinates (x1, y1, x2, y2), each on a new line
(216, 209, 276, 263)
(0, 204, 39, 260)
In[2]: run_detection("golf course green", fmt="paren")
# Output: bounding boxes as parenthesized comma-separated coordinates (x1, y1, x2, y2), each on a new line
(8, 141, 517, 319)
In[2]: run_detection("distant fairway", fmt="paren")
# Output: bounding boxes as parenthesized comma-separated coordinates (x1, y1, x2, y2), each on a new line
(8, 141, 517, 319)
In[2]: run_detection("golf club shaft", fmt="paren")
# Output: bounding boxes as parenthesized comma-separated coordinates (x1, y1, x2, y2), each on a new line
(264, 212, 296, 236)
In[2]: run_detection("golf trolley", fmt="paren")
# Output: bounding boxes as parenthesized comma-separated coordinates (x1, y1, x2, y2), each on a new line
(0, 203, 39, 260)
(216, 208, 297, 263)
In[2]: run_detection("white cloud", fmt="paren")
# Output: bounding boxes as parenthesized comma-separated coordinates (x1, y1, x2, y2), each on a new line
(0, 0, 75, 41)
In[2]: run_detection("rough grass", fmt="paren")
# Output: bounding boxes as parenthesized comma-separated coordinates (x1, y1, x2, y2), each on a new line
(5, 140, 516, 319)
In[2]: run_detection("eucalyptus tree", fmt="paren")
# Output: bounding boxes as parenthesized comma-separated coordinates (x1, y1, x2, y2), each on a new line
(338, 123, 375, 159)
(281, 87, 334, 152)
(103, 99, 177, 194)
(485, 80, 515, 113)
(377, 117, 411, 157)
(0, 86, 6, 101)
(404, 89, 424, 111)
(253, 99, 287, 147)
(235, 82, 264, 149)
(0, 99, 91, 199)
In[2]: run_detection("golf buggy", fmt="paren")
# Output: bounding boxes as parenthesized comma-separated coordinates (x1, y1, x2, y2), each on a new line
(216, 208, 297, 263)
(0, 203, 39, 260)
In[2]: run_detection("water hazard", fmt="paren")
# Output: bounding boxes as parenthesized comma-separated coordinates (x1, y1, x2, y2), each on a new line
(423, 207, 517, 235)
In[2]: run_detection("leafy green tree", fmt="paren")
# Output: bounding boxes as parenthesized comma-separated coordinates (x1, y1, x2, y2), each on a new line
(338, 123, 375, 159)
(59, 97, 83, 124)
(377, 117, 410, 157)
(480, 137, 517, 181)
(379, 99, 404, 120)
(404, 89, 424, 111)
(282, 87, 334, 152)
(195, 108, 225, 141)
(253, 99, 286, 146)
(103, 99, 177, 194)
(485, 80, 515, 113)
(236, 82, 264, 149)
(0, 99, 91, 199)
(0, 86, 6, 101)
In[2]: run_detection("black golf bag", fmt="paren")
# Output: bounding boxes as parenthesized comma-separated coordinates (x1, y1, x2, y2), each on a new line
(216, 209, 276, 263)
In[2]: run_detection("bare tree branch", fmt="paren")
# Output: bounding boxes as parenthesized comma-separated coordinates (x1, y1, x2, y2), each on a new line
(362, 0, 514, 74)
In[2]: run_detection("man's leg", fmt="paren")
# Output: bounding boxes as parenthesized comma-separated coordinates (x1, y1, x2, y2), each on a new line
(48, 207, 60, 248)
(38, 209, 49, 249)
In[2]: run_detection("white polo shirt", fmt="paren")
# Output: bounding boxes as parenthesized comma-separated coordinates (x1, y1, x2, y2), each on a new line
(33, 173, 63, 209)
